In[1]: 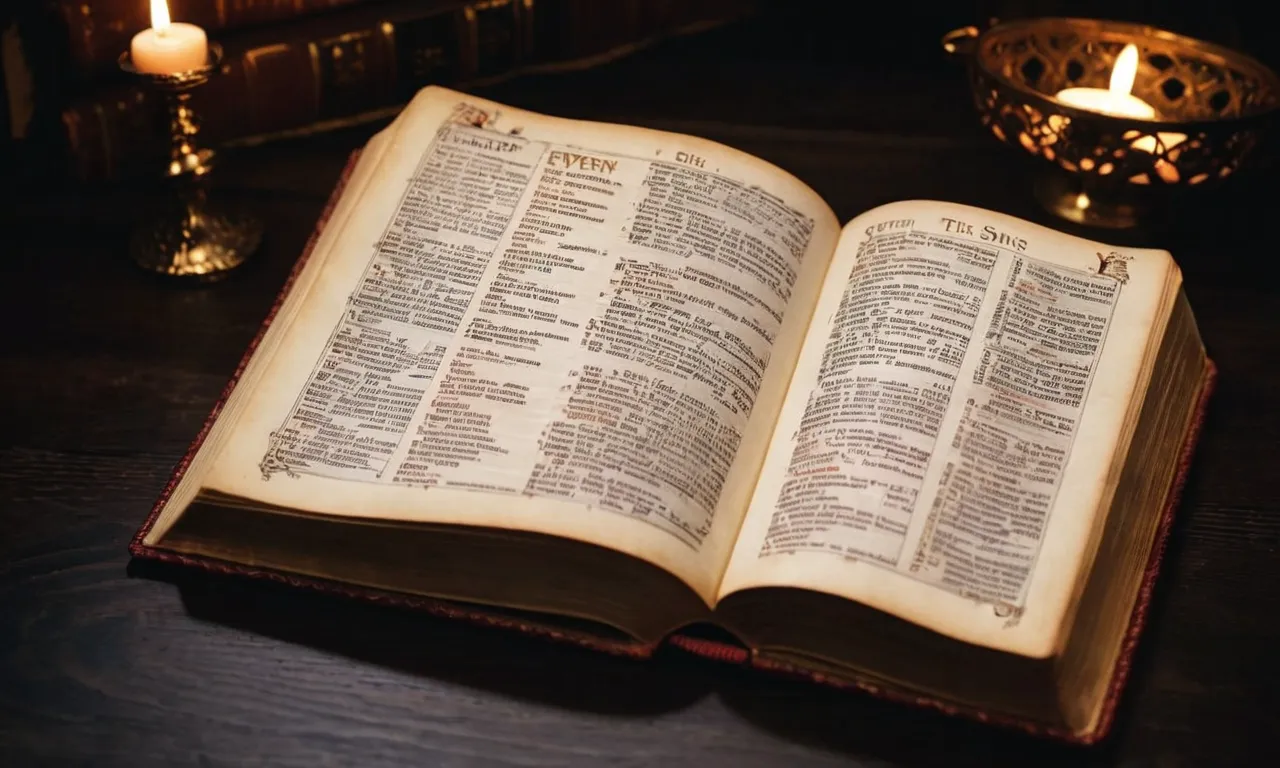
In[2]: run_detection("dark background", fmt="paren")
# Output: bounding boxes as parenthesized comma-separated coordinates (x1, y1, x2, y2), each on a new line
(3, 0, 1279, 184)
(2, 2, 1279, 766)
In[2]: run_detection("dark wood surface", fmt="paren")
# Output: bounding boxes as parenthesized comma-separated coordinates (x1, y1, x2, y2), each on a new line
(3, 11, 1279, 767)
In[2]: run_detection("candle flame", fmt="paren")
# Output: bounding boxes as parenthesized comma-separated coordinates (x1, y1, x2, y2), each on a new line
(151, 0, 171, 34)
(1109, 44, 1139, 98)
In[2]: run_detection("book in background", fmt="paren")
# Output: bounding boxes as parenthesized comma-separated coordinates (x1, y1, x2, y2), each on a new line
(54, 0, 373, 80)
(3, 0, 757, 182)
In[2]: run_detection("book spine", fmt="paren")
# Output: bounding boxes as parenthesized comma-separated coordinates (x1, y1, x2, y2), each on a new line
(60, 0, 752, 181)
(52, 0, 371, 77)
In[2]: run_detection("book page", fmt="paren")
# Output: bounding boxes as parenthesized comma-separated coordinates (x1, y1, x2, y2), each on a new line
(142, 113, 406, 549)
(719, 200, 1176, 655)
(198, 86, 840, 603)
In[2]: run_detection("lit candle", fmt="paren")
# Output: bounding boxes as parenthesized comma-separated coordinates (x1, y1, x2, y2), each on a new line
(1053, 42, 1189, 182)
(1055, 44, 1156, 119)
(130, 0, 208, 74)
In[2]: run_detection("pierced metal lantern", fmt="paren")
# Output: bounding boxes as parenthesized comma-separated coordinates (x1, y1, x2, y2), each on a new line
(944, 18, 1280, 228)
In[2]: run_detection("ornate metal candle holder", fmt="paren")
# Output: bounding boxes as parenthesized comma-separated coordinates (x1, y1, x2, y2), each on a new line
(119, 43, 262, 278)
(944, 18, 1280, 228)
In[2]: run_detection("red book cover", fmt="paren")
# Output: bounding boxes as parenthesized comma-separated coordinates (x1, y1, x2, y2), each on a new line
(129, 149, 1217, 744)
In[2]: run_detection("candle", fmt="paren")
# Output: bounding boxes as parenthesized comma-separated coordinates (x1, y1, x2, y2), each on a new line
(1055, 44, 1156, 119)
(1052, 42, 1190, 182)
(130, 0, 208, 74)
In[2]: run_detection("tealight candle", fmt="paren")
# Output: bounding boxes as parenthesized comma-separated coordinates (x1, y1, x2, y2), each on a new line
(130, 0, 208, 74)
(1053, 42, 1189, 182)
(1055, 44, 1156, 119)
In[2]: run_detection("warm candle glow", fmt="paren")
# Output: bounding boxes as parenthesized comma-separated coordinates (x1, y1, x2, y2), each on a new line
(1049, 42, 1190, 182)
(1109, 44, 1139, 99)
(151, 0, 171, 34)
(131, 0, 208, 74)
(1055, 43, 1156, 119)
(1109, 45, 1186, 175)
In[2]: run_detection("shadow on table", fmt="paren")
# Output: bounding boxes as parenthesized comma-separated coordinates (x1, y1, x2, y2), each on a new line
(127, 555, 1159, 766)
(711, 672, 1125, 768)
(128, 556, 703, 716)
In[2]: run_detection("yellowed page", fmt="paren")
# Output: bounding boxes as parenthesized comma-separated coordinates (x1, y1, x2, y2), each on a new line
(197, 86, 840, 603)
(145, 117, 404, 545)
(719, 200, 1175, 656)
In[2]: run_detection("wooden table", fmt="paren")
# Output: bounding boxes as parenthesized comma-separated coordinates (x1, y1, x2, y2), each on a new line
(3, 13, 1277, 766)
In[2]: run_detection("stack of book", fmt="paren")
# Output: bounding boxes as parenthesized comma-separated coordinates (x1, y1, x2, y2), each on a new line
(2, 0, 753, 181)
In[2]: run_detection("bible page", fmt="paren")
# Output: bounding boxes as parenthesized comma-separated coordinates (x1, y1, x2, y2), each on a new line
(718, 200, 1176, 656)
(143, 114, 403, 550)
(198, 86, 840, 602)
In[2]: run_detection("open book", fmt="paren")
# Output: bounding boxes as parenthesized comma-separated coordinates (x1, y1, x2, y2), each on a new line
(133, 86, 1213, 742)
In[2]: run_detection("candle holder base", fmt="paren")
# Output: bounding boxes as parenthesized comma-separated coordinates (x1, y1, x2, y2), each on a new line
(120, 43, 263, 279)
(131, 196, 263, 280)
(1032, 171, 1152, 229)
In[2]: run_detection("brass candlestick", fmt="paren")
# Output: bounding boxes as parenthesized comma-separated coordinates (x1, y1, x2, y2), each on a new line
(119, 43, 262, 278)
(944, 19, 1280, 228)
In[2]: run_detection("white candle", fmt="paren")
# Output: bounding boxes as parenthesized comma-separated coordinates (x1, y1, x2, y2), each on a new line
(1055, 44, 1157, 119)
(1051, 43, 1193, 183)
(130, 0, 208, 74)
(1055, 87, 1156, 119)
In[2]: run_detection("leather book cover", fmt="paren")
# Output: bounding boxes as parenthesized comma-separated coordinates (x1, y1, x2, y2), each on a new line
(129, 149, 1217, 744)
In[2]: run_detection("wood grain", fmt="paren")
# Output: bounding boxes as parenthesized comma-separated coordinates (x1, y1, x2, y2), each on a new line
(3, 8, 1279, 766)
